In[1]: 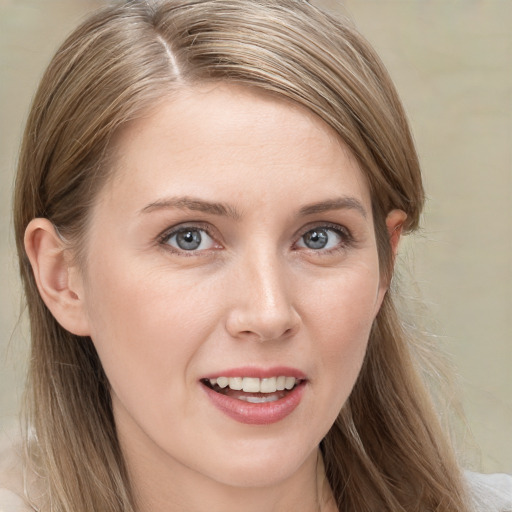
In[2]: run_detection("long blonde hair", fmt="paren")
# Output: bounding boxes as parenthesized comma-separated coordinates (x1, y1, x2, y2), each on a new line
(14, 1, 469, 510)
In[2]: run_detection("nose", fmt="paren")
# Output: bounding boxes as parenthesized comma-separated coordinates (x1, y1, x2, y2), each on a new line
(225, 251, 301, 342)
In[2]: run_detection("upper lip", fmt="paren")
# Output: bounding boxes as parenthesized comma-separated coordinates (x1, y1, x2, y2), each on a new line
(200, 366, 307, 380)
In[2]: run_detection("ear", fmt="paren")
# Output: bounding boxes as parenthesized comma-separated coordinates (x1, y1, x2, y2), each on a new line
(24, 218, 91, 336)
(385, 209, 407, 265)
(374, 209, 407, 312)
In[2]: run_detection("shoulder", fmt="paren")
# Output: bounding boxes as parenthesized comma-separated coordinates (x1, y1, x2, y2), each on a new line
(465, 471, 512, 512)
(0, 430, 32, 511)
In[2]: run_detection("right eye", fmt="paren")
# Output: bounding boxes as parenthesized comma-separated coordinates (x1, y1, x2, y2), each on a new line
(162, 227, 217, 252)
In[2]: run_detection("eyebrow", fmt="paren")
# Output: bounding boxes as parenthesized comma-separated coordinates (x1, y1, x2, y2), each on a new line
(140, 196, 242, 220)
(140, 195, 367, 220)
(298, 197, 367, 218)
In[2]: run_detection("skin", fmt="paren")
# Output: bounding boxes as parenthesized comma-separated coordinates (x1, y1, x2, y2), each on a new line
(25, 84, 405, 512)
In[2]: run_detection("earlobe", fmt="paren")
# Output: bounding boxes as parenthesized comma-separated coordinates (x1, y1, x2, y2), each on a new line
(24, 218, 90, 336)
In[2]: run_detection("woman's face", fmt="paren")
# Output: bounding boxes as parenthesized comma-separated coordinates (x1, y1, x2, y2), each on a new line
(77, 84, 392, 489)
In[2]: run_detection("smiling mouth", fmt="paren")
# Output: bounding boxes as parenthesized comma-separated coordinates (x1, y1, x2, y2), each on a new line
(201, 376, 304, 403)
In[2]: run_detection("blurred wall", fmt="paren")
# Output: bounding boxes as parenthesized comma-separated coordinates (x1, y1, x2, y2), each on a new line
(336, 0, 512, 473)
(1, 0, 510, 473)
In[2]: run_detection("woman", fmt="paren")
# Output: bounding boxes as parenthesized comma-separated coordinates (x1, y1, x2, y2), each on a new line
(3, 0, 510, 511)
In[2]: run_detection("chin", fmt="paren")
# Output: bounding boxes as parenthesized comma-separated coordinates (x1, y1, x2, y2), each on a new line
(208, 463, 300, 489)
(199, 438, 318, 489)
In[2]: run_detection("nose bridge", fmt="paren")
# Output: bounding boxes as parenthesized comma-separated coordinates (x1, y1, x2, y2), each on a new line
(226, 243, 299, 341)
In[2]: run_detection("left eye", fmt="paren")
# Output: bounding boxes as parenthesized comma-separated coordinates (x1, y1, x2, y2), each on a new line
(296, 227, 343, 250)
(164, 228, 216, 251)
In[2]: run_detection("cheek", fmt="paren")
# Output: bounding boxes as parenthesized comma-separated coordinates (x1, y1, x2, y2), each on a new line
(81, 257, 221, 408)
(300, 263, 381, 408)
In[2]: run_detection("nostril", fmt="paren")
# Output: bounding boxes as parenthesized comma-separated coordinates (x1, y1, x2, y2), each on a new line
(225, 300, 301, 342)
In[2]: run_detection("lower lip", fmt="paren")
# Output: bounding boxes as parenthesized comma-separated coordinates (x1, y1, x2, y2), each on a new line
(201, 381, 306, 425)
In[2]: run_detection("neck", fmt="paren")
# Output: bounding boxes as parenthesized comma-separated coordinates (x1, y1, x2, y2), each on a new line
(118, 422, 336, 512)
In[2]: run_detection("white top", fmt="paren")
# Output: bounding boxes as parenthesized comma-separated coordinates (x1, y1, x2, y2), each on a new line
(0, 433, 511, 511)
(465, 471, 512, 512)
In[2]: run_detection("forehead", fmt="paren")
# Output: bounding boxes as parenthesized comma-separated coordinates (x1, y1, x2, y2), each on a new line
(99, 83, 371, 215)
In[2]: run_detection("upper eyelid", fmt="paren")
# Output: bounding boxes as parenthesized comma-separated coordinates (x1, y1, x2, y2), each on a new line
(296, 222, 351, 238)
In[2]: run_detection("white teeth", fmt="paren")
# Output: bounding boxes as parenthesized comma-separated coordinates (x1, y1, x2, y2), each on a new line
(208, 376, 301, 393)
(242, 377, 260, 392)
(216, 376, 229, 388)
(228, 377, 243, 390)
(260, 377, 277, 393)
(285, 376, 296, 390)
(238, 394, 280, 403)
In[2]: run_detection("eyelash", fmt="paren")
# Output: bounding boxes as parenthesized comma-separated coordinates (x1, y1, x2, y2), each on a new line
(157, 222, 354, 255)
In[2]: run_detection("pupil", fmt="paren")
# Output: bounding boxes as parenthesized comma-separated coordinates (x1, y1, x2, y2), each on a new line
(177, 229, 202, 250)
(304, 229, 328, 249)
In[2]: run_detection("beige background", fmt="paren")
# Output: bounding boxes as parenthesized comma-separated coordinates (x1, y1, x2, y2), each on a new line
(1, 0, 510, 473)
